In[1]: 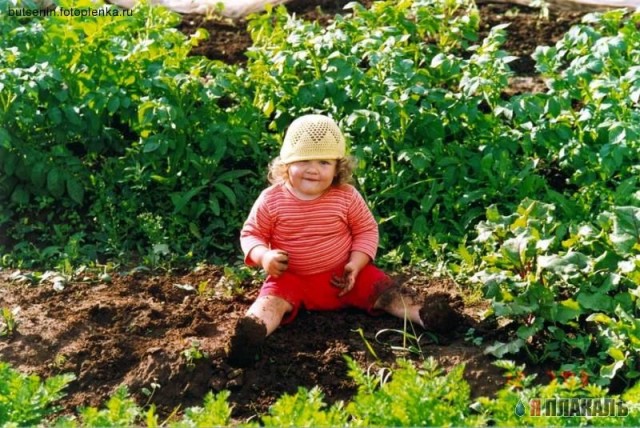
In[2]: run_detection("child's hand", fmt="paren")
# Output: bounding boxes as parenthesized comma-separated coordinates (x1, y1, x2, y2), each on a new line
(262, 249, 289, 277)
(331, 262, 359, 297)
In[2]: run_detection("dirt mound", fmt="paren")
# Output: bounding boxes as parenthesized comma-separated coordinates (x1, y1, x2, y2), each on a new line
(0, 267, 503, 421)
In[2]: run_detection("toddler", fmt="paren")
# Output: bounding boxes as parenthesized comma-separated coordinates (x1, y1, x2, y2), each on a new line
(226, 114, 456, 367)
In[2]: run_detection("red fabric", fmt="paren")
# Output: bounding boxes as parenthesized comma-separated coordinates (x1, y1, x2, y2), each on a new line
(258, 263, 393, 324)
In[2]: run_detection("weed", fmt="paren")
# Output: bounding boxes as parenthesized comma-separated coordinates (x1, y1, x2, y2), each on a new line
(141, 382, 161, 408)
(373, 295, 429, 358)
(351, 327, 379, 361)
(0, 362, 75, 426)
(0, 306, 18, 337)
(529, 0, 550, 20)
(465, 327, 484, 346)
(180, 340, 208, 369)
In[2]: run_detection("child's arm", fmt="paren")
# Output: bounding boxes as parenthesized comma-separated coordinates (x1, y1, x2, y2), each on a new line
(248, 245, 289, 278)
(332, 250, 370, 296)
(241, 190, 288, 277)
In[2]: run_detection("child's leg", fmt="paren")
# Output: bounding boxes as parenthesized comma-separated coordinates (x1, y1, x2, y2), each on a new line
(246, 295, 293, 336)
(375, 287, 466, 337)
(373, 287, 424, 328)
(226, 296, 292, 367)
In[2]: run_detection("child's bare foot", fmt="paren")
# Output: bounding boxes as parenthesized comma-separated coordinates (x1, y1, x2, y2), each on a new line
(419, 292, 465, 337)
(226, 316, 267, 368)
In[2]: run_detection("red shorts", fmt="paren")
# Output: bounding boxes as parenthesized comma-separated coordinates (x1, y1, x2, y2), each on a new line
(258, 263, 394, 324)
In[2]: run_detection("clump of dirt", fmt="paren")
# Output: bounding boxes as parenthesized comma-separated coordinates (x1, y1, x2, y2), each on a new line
(420, 292, 467, 336)
(0, 266, 504, 422)
(226, 316, 267, 368)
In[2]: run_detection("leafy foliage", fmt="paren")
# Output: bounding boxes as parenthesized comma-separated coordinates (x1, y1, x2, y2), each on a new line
(1, 0, 640, 413)
(476, 360, 640, 426)
(261, 387, 347, 427)
(0, 362, 74, 426)
(346, 356, 484, 426)
(0, 0, 266, 267)
(472, 200, 640, 385)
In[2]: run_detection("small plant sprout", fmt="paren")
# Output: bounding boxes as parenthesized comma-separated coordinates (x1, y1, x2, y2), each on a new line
(529, 0, 550, 20)
(50, 354, 68, 370)
(374, 295, 428, 358)
(141, 381, 161, 407)
(494, 360, 537, 390)
(181, 340, 208, 369)
(465, 327, 483, 346)
(0, 306, 19, 337)
(352, 327, 379, 361)
(197, 279, 212, 297)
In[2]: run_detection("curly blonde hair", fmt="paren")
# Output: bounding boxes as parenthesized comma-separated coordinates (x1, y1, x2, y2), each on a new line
(268, 156, 356, 186)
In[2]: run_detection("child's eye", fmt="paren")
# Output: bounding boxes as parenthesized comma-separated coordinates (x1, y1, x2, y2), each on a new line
(320, 161, 331, 165)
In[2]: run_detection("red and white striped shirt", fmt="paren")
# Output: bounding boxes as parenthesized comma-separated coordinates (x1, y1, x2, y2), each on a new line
(240, 184, 379, 276)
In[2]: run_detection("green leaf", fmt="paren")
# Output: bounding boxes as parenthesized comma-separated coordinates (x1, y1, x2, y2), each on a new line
(577, 291, 614, 312)
(500, 233, 533, 269)
(609, 347, 625, 361)
(30, 162, 47, 188)
(214, 183, 236, 206)
(189, 222, 202, 239)
(10, 186, 29, 205)
(209, 197, 220, 216)
(484, 339, 525, 358)
(548, 299, 582, 324)
(608, 123, 626, 145)
(47, 107, 62, 125)
(170, 186, 204, 214)
(66, 177, 84, 204)
(601, 359, 624, 379)
(0, 128, 10, 148)
(47, 168, 65, 198)
(215, 169, 252, 183)
(586, 312, 612, 324)
(63, 106, 82, 126)
(516, 321, 542, 340)
(143, 140, 160, 153)
(4, 152, 17, 175)
(107, 97, 120, 114)
(609, 206, 640, 255)
(538, 251, 590, 279)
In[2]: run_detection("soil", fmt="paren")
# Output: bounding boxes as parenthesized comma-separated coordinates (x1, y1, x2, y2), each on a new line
(0, 0, 600, 424)
(0, 267, 502, 422)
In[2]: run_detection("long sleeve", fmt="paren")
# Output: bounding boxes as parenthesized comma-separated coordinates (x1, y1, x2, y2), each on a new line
(347, 189, 379, 261)
(240, 190, 272, 266)
(239, 184, 379, 275)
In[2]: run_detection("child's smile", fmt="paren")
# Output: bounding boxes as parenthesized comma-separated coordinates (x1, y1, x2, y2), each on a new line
(286, 159, 337, 200)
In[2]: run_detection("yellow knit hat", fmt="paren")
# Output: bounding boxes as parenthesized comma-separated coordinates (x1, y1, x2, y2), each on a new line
(280, 114, 346, 163)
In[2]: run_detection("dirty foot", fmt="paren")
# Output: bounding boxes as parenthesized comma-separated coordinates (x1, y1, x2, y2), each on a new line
(419, 292, 466, 339)
(226, 316, 267, 368)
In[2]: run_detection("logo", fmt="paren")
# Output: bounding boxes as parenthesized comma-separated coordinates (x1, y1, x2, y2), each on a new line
(515, 398, 630, 417)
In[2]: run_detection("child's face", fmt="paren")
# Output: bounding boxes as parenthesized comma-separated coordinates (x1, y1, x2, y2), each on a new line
(287, 159, 337, 200)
